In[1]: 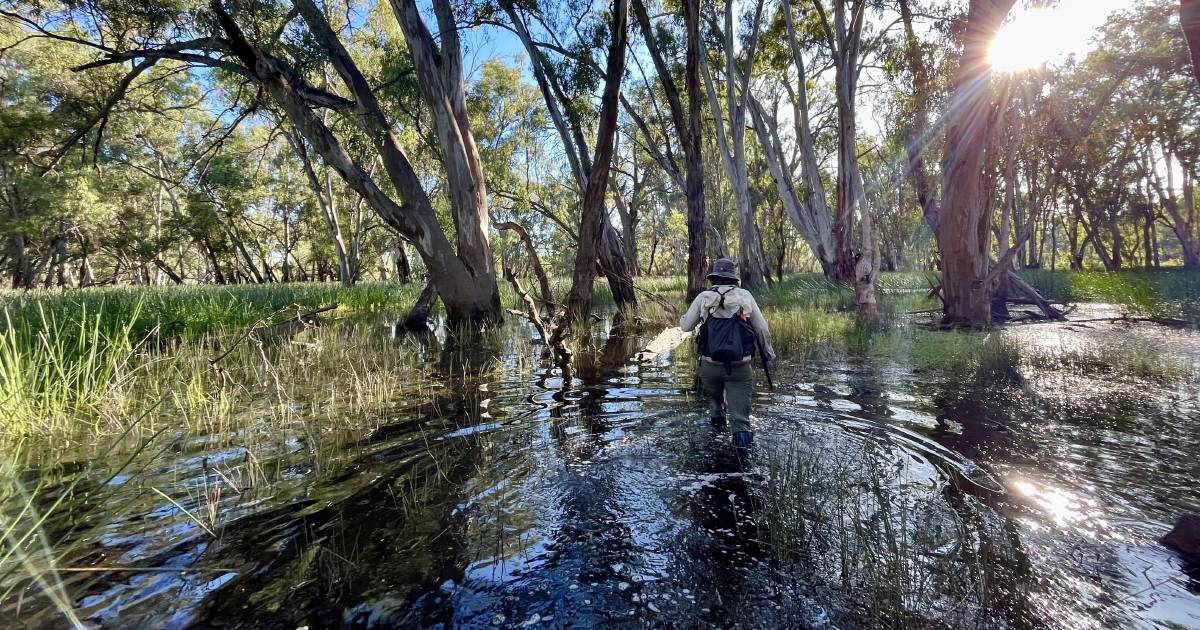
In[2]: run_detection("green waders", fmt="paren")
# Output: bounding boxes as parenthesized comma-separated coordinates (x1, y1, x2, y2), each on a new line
(698, 360, 754, 435)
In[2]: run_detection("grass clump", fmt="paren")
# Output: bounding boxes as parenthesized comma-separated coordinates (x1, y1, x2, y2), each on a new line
(0, 303, 144, 440)
(906, 331, 1023, 384)
(0, 282, 427, 346)
(1025, 341, 1196, 383)
(763, 433, 1022, 627)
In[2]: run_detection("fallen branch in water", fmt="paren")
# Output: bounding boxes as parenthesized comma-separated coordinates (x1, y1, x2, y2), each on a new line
(210, 303, 337, 368)
(504, 266, 573, 385)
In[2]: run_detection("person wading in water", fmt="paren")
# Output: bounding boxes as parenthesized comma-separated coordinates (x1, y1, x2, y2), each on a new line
(679, 258, 777, 449)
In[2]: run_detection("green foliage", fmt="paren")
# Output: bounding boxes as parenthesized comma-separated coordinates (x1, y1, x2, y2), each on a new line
(1021, 268, 1200, 320)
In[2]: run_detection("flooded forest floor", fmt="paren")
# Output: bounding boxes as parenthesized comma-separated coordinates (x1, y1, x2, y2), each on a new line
(1, 271, 1199, 628)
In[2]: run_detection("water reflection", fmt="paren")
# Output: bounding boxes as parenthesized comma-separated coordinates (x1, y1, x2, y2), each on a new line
(4, 308, 1199, 628)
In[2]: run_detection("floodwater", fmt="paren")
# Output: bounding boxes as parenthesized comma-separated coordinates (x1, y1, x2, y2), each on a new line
(4, 306, 1200, 629)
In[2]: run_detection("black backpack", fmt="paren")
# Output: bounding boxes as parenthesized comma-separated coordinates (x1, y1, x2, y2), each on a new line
(697, 287, 757, 373)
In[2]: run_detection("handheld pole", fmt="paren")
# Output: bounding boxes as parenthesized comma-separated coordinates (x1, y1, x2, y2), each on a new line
(760, 354, 774, 390)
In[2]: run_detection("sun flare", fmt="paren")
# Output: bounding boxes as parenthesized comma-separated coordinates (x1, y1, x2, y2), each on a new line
(988, 8, 1059, 72)
(988, 1, 1125, 73)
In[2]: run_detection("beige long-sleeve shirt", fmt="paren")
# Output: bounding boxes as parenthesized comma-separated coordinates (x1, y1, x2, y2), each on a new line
(680, 286, 776, 361)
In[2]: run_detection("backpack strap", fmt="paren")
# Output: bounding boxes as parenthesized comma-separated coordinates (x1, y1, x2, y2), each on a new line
(707, 286, 735, 318)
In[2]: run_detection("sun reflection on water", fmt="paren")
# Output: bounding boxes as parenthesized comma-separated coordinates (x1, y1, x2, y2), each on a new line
(1012, 478, 1109, 537)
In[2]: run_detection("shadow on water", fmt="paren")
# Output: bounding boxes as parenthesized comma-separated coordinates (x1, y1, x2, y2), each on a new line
(3, 305, 1200, 628)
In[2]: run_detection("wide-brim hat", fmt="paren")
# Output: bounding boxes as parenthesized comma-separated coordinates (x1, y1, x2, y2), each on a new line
(706, 257, 740, 282)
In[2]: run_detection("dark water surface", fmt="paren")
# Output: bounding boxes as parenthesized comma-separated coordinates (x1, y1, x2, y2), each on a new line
(6, 307, 1200, 628)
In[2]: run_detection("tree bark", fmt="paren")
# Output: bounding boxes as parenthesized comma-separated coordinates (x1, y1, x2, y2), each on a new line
(389, 0, 493, 278)
(937, 0, 1016, 328)
(700, 0, 768, 288)
(1184, 0, 1200, 87)
(823, 0, 868, 282)
(6, 233, 30, 289)
(403, 282, 439, 332)
(566, 0, 629, 320)
(683, 0, 708, 299)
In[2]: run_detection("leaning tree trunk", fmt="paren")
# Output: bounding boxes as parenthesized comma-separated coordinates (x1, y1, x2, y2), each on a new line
(403, 282, 439, 332)
(390, 0, 494, 281)
(938, 0, 1017, 328)
(610, 180, 640, 275)
(1184, 0, 1200, 87)
(565, 0, 629, 320)
(218, 0, 504, 325)
(286, 128, 353, 286)
(504, 0, 637, 311)
(683, 0, 708, 299)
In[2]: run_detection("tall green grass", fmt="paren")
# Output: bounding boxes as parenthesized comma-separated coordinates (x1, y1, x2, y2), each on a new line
(0, 303, 144, 439)
(0, 282, 426, 345)
(1020, 269, 1200, 320)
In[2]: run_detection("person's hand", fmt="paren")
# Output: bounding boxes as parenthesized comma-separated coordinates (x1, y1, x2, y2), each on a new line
(766, 350, 777, 362)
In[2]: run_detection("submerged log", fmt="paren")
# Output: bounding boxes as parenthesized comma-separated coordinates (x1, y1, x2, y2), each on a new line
(1162, 513, 1200, 564)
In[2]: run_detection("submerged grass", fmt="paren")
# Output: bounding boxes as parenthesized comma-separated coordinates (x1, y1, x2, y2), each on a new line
(763, 433, 1023, 627)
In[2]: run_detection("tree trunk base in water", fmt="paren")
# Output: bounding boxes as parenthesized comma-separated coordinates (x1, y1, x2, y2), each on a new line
(403, 282, 439, 333)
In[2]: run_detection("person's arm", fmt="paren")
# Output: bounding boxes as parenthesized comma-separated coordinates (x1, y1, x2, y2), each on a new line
(746, 295, 776, 361)
(679, 293, 706, 332)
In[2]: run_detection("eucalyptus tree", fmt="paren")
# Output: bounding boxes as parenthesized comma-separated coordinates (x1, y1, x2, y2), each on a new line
(700, 0, 770, 288)
(746, 0, 836, 275)
(496, 0, 638, 311)
(746, 0, 881, 312)
(629, 0, 709, 299)
(562, 0, 631, 320)
(937, 0, 1016, 327)
(10, 0, 503, 324)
